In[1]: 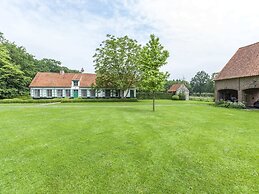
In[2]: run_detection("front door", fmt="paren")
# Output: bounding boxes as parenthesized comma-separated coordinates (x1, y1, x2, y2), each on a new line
(73, 90, 78, 98)
(130, 90, 134, 98)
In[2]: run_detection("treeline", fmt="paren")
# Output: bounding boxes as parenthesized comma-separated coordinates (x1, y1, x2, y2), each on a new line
(0, 32, 78, 99)
(165, 71, 216, 95)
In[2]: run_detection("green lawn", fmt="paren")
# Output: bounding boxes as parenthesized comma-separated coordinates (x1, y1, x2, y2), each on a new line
(0, 100, 258, 193)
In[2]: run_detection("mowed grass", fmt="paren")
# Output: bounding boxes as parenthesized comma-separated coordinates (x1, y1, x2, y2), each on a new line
(0, 100, 258, 193)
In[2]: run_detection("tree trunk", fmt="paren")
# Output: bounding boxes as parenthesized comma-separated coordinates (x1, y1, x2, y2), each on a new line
(153, 91, 155, 112)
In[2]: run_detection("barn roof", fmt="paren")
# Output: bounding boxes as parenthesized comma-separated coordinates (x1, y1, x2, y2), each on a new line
(29, 72, 96, 87)
(215, 42, 259, 80)
(168, 83, 184, 92)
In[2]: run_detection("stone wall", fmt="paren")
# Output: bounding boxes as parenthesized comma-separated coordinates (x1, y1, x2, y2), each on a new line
(215, 75, 259, 105)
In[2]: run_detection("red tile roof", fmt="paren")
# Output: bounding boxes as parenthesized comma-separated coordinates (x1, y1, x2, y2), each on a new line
(168, 83, 183, 92)
(29, 72, 96, 87)
(215, 42, 259, 80)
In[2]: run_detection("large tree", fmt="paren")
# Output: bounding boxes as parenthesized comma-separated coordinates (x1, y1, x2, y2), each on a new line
(138, 34, 169, 111)
(0, 44, 29, 98)
(190, 70, 211, 95)
(93, 34, 141, 97)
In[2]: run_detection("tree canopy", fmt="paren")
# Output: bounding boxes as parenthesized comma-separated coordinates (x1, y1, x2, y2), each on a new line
(93, 34, 141, 97)
(190, 70, 213, 95)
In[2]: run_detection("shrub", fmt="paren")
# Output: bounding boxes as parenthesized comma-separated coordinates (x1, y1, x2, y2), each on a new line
(178, 92, 186, 100)
(215, 100, 246, 109)
(172, 95, 180, 100)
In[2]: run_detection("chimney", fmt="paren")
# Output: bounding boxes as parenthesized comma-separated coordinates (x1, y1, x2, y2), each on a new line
(60, 70, 64, 75)
(81, 68, 84, 73)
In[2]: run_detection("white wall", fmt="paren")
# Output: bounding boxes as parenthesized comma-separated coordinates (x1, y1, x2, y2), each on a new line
(30, 88, 137, 98)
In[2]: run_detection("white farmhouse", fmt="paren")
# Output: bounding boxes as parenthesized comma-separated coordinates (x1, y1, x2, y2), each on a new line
(29, 72, 136, 98)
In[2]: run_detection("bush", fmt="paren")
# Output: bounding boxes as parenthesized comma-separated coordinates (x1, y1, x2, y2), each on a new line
(178, 92, 186, 100)
(0, 98, 138, 104)
(215, 100, 246, 109)
(172, 95, 180, 100)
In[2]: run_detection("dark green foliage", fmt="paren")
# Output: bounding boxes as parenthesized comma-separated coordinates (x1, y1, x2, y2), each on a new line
(137, 91, 172, 99)
(190, 71, 215, 94)
(0, 64, 30, 98)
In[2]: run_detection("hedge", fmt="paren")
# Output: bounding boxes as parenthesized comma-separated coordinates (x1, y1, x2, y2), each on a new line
(0, 98, 138, 104)
(137, 92, 172, 99)
(191, 93, 214, 97)
(189, 96, 214, 102)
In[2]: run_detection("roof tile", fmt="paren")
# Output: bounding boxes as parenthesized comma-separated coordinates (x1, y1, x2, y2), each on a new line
(215, 42, 259, 80)
(29, 72, 96, 87)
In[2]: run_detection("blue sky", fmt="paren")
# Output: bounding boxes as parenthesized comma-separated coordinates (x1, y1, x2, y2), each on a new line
(0, 0, 259, 80)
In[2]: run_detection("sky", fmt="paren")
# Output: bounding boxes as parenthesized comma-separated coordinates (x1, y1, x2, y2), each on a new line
(0, 0, 259, 81)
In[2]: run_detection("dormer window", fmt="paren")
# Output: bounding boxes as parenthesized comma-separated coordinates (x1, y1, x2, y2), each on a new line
(73, 80, 79, 86)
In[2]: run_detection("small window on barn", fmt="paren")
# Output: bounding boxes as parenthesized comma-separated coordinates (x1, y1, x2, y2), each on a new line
(47, 89, 52, 97)
(57, 89, 63, 97)
(73, 80, 79, 86)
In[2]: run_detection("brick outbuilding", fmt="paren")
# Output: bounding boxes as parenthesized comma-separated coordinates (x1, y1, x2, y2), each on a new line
(215, 42, 259, 106)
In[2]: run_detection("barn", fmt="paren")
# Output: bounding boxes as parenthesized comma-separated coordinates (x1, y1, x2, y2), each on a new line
(215, 42, 259, 107)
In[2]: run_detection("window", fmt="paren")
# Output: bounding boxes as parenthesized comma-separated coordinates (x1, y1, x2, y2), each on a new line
(90, 89, 95, 97)
(81, 89, 87, 97)
(57, 89, 63, 97)
(105, 90, 110, 97)
(65, 90, 71, 97)
(47, 89, 52, 97)
(73, 80, 79, 86)
(115, 90, 120, 97)
(34, 89, 40, 97)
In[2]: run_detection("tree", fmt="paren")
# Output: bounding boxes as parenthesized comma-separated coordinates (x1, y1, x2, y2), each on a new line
(0, 32, 79, 98)
(138, 34, 169, 111)
(93, 34, 141, 97)
(0, 44, 29, 98)
(0, 43, 10, 66)
(190, 71, 211, 95)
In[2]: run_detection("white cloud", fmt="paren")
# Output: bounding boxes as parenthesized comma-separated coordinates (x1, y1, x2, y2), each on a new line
(126, 0, 259, 79)
(0, 0, 259, 80)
